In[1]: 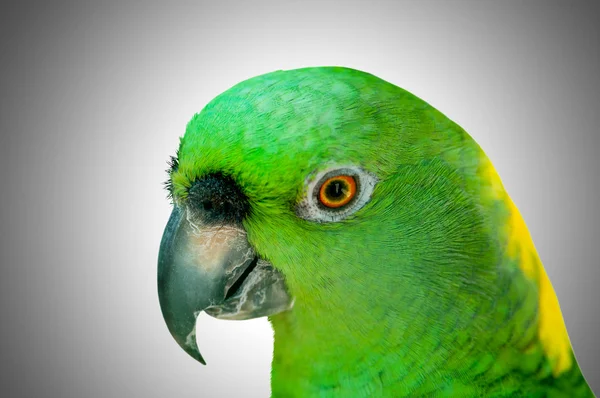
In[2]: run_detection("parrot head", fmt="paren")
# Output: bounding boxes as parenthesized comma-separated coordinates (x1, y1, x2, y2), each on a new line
(159, 67, 504, 365)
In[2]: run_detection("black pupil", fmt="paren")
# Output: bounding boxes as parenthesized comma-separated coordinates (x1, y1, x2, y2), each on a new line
(325, 179, 347, 200)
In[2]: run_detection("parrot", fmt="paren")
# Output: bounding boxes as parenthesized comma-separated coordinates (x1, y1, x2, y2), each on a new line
(158, 66, 596, 397)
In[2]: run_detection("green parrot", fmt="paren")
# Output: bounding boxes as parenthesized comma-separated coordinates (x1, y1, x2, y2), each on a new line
(158, 67, 596, 397)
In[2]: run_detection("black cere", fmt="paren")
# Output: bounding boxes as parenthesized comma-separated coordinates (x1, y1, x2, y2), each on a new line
(187, 173, 250, 225)
(324, 180, 347, 200)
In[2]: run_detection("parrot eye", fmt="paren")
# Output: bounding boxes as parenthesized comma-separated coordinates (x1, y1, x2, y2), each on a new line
(319, 175, 357, 208)
(296, 166, 378, 223)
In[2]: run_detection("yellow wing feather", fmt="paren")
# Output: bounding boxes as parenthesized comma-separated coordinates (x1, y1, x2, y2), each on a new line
(479, 156, 573, 376)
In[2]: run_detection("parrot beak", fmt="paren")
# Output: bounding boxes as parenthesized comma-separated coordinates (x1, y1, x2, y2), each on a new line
(158, 205, 292, 364)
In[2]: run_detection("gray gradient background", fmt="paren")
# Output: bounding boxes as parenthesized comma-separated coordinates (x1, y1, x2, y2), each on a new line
(1, 1, 598, 397)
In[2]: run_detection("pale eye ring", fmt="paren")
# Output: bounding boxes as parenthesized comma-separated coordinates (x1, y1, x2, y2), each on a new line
(296, 166, 378, 223)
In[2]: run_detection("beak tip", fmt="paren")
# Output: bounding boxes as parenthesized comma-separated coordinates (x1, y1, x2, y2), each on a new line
(182, 325, 207, 365)
(181, 339, 207, 365)
(192, 347, 207, 365)
(191, 351, 207, 365)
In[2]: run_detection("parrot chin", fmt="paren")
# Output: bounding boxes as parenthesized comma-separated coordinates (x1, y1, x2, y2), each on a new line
(157, 205, 293, 365)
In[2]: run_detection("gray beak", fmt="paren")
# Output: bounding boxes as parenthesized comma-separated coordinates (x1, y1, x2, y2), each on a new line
(158, 205, 292, 364)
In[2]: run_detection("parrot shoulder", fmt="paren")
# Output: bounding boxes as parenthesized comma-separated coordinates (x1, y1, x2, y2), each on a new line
(476, 154, 596, 397)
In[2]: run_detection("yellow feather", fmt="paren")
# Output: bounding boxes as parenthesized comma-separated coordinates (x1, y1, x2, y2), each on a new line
(479, 155, 573, 376)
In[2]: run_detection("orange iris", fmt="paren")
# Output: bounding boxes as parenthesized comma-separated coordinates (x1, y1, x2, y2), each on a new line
(318, 175, 357, 208)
